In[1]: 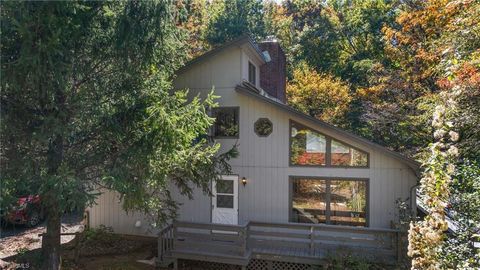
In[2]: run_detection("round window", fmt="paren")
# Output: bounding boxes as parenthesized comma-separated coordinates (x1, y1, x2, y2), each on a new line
(254, 118, 273, 137)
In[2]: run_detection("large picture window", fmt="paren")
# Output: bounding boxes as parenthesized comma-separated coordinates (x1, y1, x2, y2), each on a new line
(290, 121, 368, 167)
(212, 107, 239, 138)
(291, 177, 367, 227)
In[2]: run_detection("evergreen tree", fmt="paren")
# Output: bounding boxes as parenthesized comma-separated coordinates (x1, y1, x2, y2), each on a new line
(204, 0, 266, 46)
(1, 1, 234, 269)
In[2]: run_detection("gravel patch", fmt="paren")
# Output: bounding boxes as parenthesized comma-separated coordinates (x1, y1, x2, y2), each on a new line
(0, 212, 83, 259)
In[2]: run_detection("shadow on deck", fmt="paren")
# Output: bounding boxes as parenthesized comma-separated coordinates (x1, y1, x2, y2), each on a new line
(158, 221, 405, 269)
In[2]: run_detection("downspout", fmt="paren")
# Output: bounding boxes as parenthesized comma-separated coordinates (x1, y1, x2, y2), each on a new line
(408, 164, 421, 217)
(410, 183, 420, 217)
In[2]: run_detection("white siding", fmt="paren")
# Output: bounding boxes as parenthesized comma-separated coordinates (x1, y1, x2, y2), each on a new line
(88, 190, 157, 236)
(173, 46, 243, 96)
(241, 50, 262, 88)
(88, 45, 418, 234)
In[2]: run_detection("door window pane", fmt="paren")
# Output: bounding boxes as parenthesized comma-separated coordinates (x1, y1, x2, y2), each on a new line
(217, 195, 234, 208)
(216, 180, 234, 194)
(290, 122, 326, 165)
(292, 179, 327, 224)
(330, 180, 366, 226)
(330, 140, 368, 167)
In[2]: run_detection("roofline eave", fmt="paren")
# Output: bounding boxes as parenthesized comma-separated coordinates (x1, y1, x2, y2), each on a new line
(235, 84, 421, 172)
(176, 35, 266, 75)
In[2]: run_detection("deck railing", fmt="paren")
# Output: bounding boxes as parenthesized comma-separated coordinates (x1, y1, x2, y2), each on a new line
(158, 220, 405, 265)
(172, 221, 249, 257)
(158, 224, 174, 262)
(248, 221, 402, 263)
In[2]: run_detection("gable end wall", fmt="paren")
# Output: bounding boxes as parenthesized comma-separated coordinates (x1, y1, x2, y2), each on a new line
(87, 46, 418, 235)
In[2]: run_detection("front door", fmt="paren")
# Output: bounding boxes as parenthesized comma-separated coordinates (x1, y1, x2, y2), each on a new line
(212, 175, 238, 225)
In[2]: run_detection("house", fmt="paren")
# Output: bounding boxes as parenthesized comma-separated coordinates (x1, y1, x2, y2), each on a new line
(87, 36, 420, 269)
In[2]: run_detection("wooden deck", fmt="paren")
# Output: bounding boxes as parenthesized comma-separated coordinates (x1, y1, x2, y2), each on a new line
(158, 221, 405, 268)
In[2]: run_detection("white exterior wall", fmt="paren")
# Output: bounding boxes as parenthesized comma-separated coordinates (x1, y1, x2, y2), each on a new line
(87, 44, 418, 235)
(88, 190, 157, 236)
(240, 49, 261, 87)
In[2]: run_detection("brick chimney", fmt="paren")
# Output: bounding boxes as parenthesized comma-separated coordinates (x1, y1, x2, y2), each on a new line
(258, 39, 286, 103)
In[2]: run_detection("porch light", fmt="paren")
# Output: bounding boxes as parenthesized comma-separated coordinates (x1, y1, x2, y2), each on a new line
(241, 177, 247, 186)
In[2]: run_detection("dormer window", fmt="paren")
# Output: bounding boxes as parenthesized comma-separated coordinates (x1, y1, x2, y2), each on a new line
(248, 62, 256, 85)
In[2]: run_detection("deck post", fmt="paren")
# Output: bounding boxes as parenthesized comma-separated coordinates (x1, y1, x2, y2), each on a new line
(241, 223, 249, 257)
(158, 232, 163, 262)
(167, 226, 170, 253)
(173, 258, 178, 270)
(172, 223, 177, 251)
(309, 226, 315, 256)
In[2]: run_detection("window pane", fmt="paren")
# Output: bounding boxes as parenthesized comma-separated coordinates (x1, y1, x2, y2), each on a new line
(216, 180, 234, 194)
(331, 140, 368, 167)
(216, 195, 234, 208)
(213, 108, 239, 137)
(330, 180, 366, 226)
(292, 179, 327, 224)
(290, 122, 326, 165)
(248, 62, 256, 85)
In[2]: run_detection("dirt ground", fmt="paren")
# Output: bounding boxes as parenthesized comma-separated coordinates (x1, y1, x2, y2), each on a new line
(0, 212, 160, 270)
(63, 250, 157, 270)
(0, 212, 83, 259)
(1, 250, 157, 270)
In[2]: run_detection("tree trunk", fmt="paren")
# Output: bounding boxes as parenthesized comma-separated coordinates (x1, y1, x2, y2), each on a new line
(41, 200, 62, 270)
(42, 133, 64, 270)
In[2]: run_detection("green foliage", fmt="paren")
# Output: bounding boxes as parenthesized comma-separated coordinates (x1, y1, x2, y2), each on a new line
(295, 0, 393, 87)
(286, 62, 351, 125)
(405, 2, 480, 268)
(439, 159, 480, 269)
(263, 1, 294, 62)
(0, 178, 23, 212)
(15, 248, 30, 257)
(84, 225, 118, 243)
(265, 0, 410, 153)
(176, 0, 211, 58)
(324, 254, 385, 270)
(204, 0, 266, 46)
(3, 0, 172, 202)
(1, 3, 235, 267)
(14, 248, 42, 269)
(359, 74, 438, 157)
(408, 91, 460, 269)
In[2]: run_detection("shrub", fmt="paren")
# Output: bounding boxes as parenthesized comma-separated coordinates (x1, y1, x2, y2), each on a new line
(83, 225, 118, 243)
(323, 254, 388, 270)
(439, 159, 480, 269)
